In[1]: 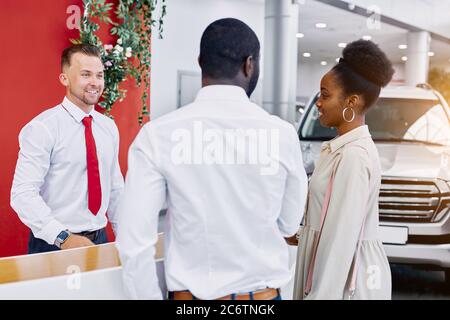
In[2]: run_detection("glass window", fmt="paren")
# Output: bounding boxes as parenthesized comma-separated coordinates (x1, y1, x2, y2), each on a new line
(300, 97, 450, 146)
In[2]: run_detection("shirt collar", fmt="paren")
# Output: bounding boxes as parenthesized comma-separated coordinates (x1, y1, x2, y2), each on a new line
(322, 125, 371, 153)
(61, 96, 99, 123)
(194, 85, 250, 103)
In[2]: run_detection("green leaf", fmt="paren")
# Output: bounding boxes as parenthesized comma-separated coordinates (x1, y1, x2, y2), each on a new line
(76, 0, 165, 123)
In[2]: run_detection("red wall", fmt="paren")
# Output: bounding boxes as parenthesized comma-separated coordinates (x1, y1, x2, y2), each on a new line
(0, 1, 147, 257)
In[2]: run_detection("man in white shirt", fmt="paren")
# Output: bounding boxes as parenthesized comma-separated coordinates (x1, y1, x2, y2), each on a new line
(115, 18, 307, 300)
(11, 44, 124, 254)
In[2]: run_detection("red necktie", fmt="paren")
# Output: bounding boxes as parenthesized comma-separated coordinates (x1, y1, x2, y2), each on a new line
(82, 116, 102, 215)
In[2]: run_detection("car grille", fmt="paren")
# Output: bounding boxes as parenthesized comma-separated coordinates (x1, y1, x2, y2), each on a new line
(379, 178, 449, 222)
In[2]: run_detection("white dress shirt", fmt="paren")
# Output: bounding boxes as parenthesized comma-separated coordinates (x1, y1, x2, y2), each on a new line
(115, 85, 308, 299)
(11, 97, 124, 245)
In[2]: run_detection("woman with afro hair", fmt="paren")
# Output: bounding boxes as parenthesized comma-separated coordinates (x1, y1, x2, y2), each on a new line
(293, 40, 394, 300)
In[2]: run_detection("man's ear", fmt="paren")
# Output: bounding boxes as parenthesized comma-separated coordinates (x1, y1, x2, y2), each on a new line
(59, 73, 69, 87)
(243, 56, 254, 78)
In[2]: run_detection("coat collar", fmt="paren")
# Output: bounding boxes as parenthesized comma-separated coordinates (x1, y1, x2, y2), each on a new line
(322, 125, 371, 153)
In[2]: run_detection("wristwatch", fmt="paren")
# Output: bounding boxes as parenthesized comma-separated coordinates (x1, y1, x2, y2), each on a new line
(54, 230, 72, 248)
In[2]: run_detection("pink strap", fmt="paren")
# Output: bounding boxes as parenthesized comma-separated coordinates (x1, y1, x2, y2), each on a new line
(304, 167, 336, 296)
(304, 166, 368, 298)
(348, 215, 367, 296)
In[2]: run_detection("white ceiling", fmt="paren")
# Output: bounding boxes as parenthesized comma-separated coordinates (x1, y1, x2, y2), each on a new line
(296, 0, 450, 67)
(347, 0, 450, 38)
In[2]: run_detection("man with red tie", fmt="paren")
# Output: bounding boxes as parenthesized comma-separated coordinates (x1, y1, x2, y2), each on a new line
(11, 44, 124, 253)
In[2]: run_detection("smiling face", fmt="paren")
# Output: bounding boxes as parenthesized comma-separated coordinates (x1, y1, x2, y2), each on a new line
(59, 52, 104, 111)
(315, 70, 349, 128)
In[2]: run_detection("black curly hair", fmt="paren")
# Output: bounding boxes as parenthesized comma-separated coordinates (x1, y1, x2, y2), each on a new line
(332, 40, 394, 109)
(199, 18, 260, 79)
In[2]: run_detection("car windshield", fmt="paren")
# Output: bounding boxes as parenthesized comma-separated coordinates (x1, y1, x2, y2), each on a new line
(299, 97, 450, 146)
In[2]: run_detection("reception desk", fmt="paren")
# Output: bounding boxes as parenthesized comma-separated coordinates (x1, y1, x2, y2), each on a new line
(0, 233, 296, 299)
(0, 234, 165, 299)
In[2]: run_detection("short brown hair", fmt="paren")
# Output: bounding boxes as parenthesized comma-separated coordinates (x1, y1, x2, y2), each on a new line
(61, 44, 102, 70)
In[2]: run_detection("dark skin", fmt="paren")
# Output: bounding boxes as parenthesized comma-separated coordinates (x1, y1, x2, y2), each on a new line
(198, 55, 296, 245)
(286, 70, 367, 247)
(199, 55, 257, 96)
(285, 234, 298, 246)
(316, 70, 366, 136)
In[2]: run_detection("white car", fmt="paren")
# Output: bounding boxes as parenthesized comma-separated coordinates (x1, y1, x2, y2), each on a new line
(298, 84, 450, 283)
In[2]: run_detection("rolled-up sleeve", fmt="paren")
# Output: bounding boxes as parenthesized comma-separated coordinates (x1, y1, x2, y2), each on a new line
(10, 121, 67, 245)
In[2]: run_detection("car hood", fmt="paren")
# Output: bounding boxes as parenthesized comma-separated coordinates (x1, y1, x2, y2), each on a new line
(300, 141, 450, 181)
(376, 143, 450, 180)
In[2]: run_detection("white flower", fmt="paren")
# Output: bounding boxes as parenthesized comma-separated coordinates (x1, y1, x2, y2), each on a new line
(117, 38, 122, 45)
(114, 45, 124, 53)
(125, 47, 132, 58)
(104, 44, 113, 51)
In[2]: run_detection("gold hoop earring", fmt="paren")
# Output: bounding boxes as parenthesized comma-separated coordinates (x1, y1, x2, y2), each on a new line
(342, 107, 355, 122)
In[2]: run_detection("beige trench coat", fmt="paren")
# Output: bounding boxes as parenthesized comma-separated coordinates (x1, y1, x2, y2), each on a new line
(293, 125, 391, 300)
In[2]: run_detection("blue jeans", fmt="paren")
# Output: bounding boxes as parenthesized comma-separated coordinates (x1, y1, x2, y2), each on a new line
(27, 228, 108, 254)
(272, 291, 282, 300)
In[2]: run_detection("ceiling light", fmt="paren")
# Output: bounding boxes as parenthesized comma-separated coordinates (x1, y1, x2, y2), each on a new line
(362, 35, 372, 41)
(398, 44, 407, 50)
(315, 23, 327, 29)
(303, 52, 311, 58)
(296, 33, 304, 38)
(338, 43, 347, 48)
(321, 61, 328, 66)
(401, 56, 408, 62)
(428, 51, 435, 57)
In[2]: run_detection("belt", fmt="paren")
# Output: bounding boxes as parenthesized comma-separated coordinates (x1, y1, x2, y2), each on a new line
(170, 288, 280, 300)
(74, 228, 104, 242)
